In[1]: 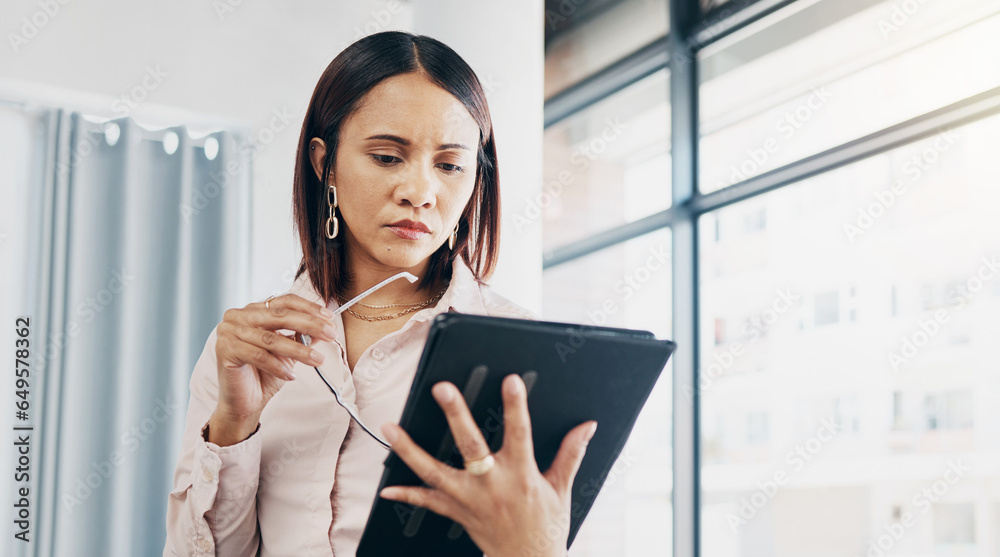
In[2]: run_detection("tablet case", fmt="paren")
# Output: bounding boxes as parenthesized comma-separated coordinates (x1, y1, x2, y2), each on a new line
(356, 313, 676, 556)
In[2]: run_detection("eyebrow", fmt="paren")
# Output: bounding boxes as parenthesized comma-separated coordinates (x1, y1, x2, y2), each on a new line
(364, 134, 469, 151)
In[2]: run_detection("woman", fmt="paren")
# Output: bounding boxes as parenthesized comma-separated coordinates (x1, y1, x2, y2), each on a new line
(164, 31, 597, 557)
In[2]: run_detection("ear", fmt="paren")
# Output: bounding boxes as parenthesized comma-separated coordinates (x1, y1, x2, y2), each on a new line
(308, 138, 330, 185)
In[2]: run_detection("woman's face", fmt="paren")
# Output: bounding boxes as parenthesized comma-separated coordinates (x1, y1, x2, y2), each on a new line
(311, 72, 481, 275)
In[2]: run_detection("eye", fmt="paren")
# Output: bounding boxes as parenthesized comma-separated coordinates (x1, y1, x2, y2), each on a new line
(370, 154, 400, 166)
(438, 162, 464, 174)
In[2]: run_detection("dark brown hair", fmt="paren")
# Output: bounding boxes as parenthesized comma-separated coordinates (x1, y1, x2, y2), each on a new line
(292, 31, 500, 305)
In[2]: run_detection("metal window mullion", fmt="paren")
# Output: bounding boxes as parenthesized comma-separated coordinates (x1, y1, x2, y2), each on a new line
(691, 84, 1000, 213)
(542, 0, 800, 132)
(544, 36, 670, 128)
(542, 207, 679, 269)
(669, 1, 700, 557)
(542, 84, 1000, 272)
(692, 0, 800, 48)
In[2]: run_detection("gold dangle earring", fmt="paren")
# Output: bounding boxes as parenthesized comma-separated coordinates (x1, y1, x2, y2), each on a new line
(448, 222, 459, 250)
(325, 183, 339, 239)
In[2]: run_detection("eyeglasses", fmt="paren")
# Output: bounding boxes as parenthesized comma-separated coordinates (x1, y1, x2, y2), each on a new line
(299, 272, 419, 451)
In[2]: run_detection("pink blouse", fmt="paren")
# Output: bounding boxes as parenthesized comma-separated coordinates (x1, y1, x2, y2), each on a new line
(163, 258, 536, 556)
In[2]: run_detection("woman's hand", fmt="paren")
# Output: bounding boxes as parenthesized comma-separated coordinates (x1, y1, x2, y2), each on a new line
(378, 374, 598, 557)
(209, 294, 337, 445)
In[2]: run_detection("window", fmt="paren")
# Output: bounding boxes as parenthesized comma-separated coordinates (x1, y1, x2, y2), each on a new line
(834, 395, 861, 434)
(543, 4, 671, 553)
(541, 228, 672, 555)
(543, 1, 1000, 556)
(933, 503, 976, 548)
(892, 391, 904, 430)
(700, 110, 1000, 557)
(745, 411, 768, 444)
(545, 0, 669, 98)
(814, 291, 839, 326)
(542, 70, 671, 250)
(698, 0, 1000, 192)
(924, 391, 975, 431)
(743, 207, 765, 232)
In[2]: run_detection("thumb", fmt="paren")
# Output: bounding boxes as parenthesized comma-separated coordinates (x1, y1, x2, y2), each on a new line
(543, 421, 598, 496)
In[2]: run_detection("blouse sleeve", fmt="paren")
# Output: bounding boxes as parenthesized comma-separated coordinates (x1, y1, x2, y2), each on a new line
(163, 324, 263, 557)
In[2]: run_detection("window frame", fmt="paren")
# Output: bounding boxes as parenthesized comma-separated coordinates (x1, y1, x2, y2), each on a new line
(541, 1, 1000, 555)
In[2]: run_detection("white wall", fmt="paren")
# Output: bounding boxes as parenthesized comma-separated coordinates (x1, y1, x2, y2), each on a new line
(0, 0, 543, 312)
(413, 0, 545, 312)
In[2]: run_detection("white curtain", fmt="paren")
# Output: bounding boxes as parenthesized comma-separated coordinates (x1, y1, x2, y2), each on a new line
(0, 103, 252, 557)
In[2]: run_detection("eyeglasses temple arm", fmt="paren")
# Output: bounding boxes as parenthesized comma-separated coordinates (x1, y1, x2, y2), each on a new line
(298, 271, 418, 451)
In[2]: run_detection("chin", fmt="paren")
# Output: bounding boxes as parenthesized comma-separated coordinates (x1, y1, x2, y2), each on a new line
(373, 242, 439, 271)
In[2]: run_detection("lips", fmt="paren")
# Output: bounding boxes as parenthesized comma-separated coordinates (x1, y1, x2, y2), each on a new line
(387, 219, 431, 233)
(386, 219, 431, 240)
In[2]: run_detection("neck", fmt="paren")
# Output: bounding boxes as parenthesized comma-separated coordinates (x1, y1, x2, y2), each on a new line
(341, 252, 445, 307)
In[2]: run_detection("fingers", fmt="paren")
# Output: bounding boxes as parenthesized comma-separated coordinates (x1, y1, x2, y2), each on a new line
(500, 374, 535, 466)
(219, 335, 296, 381)
(230, 324, 325, 369)
(225, 294, 337, 343)
(264, 293, 335, 320)
(255, 294, 337, 341)
(378, 485, 460, 522)
(543, 421, 597, 496)
(382, 423, 462, 498)
(432, 382, 493, 463)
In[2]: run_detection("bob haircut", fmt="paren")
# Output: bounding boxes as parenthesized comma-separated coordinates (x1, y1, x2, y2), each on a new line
(292, 31, 501, 305)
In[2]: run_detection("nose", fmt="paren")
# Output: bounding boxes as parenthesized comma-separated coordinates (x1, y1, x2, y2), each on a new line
(393, 160, 436, 209)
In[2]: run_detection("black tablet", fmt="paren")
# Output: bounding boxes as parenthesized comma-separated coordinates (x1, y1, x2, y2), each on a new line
(356, 313, 676, 556)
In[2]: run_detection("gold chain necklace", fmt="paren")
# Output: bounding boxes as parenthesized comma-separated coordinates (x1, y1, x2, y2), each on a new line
(341, 288, 446, 322)
(357, 299, 427, 309)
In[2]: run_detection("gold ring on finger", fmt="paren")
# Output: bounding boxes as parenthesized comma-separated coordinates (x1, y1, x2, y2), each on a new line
(463, 453, 495, 476)
(265, 295, 276, 310)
